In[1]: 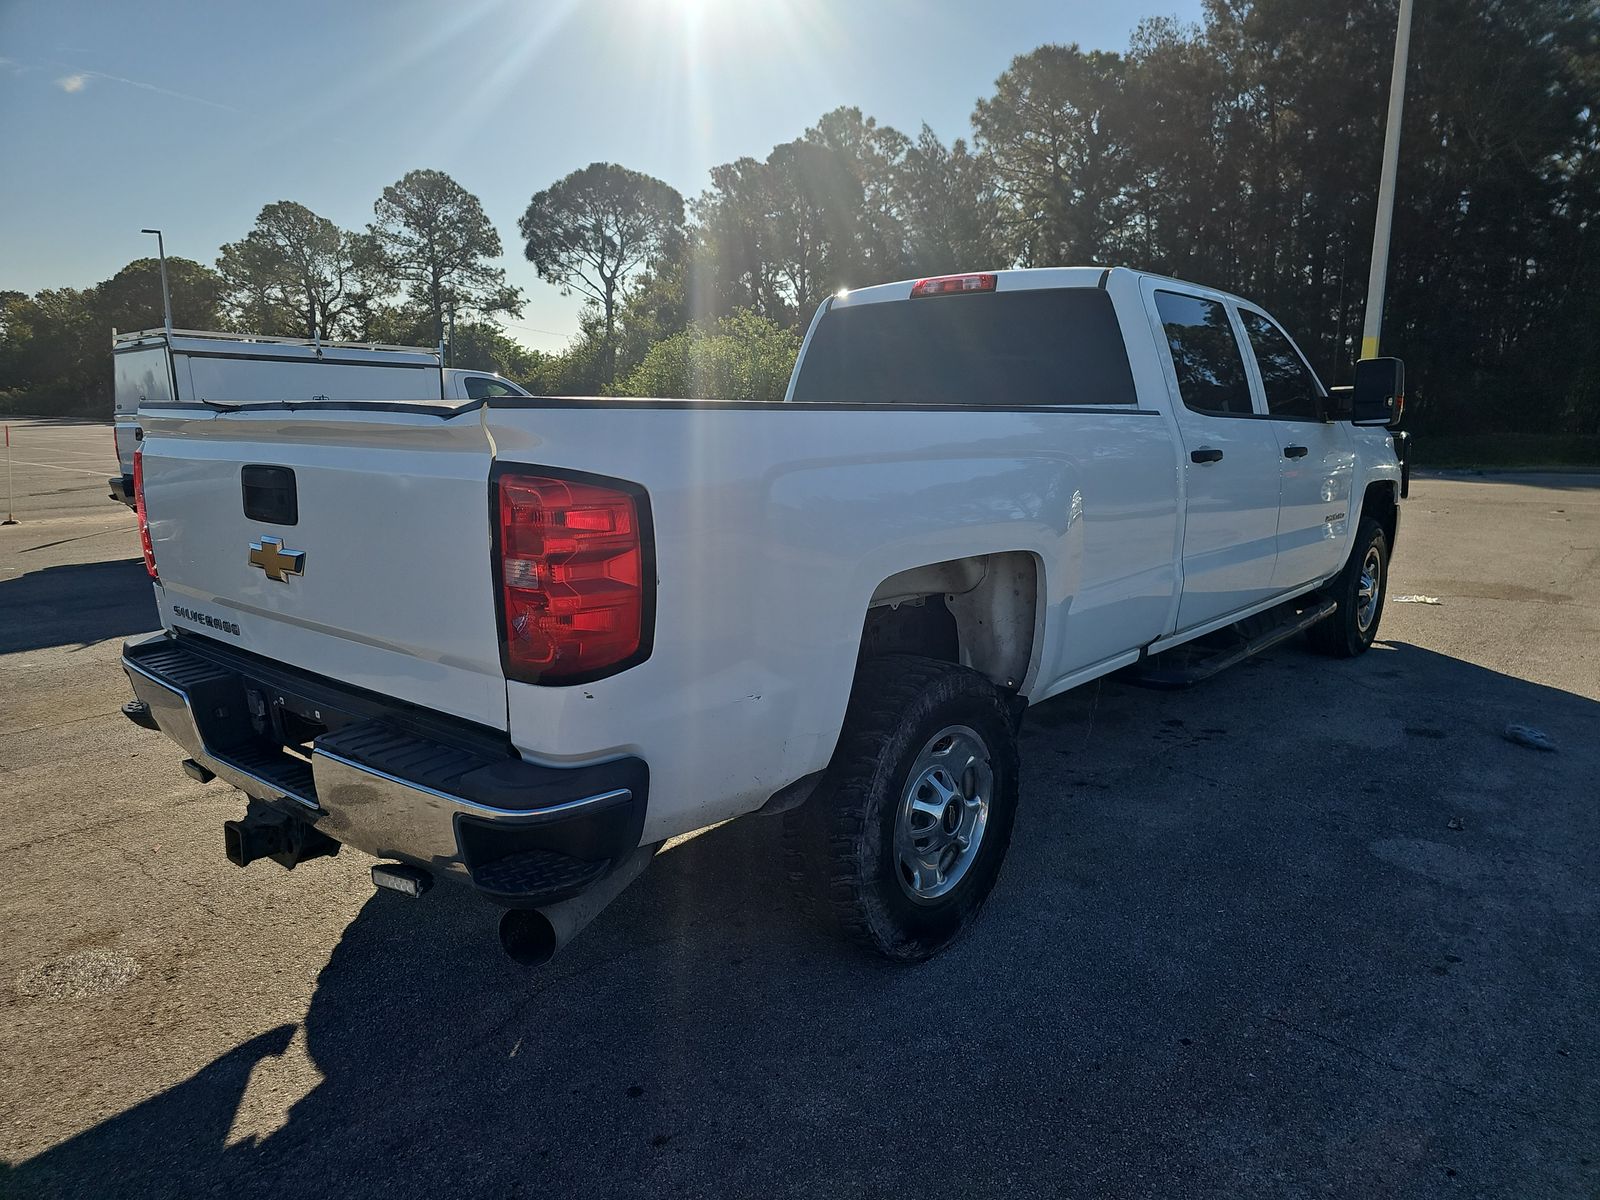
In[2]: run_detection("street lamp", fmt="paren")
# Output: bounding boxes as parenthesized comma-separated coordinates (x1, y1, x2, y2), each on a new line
(140, 228, 174, 337)
(1359, 0, 1415, 359)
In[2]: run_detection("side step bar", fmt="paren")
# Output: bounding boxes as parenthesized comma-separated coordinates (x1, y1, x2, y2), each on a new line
(1124, 597, 1339, 689)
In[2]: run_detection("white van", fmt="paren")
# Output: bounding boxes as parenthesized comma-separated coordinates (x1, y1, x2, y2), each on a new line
(109, 329, 528, 506)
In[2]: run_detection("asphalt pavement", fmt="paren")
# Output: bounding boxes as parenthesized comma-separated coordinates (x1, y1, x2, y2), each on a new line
(1, 417, 1596, 1199)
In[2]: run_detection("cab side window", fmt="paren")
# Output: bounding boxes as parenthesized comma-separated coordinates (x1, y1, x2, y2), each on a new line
(463, 376, 519, 400)
(1240, 311, 1322, 420)
(1154, 291, 1253, 416)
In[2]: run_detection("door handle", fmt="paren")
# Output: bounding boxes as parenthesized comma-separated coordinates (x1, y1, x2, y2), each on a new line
(1190, 448, 1224, 464)
(1283, 445, 1309, 459)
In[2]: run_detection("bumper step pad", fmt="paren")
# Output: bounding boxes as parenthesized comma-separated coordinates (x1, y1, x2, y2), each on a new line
(471, 850, 613, 906)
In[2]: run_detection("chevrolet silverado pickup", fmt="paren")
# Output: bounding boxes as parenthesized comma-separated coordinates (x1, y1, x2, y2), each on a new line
(120, 267, 1407, 964)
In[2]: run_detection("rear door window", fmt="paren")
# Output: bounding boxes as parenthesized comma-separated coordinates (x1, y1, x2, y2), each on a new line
(1153, 291, 1253, 416)
(1239, 310, 1323, 420)
(789, 287, 1136, 406)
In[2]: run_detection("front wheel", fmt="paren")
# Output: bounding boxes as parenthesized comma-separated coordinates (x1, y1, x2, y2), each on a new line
(1308, 516, 1389, 658)
(783, 655, 1020, 961)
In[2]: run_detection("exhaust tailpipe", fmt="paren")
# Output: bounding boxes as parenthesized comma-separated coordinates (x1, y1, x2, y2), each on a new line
(498, 844, 659, 967)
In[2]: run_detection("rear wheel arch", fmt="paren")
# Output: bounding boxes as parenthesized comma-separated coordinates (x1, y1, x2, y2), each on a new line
(859, 552, 1041, 692)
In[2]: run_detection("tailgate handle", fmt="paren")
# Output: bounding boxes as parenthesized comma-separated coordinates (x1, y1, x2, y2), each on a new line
(241, 465, 299, 526)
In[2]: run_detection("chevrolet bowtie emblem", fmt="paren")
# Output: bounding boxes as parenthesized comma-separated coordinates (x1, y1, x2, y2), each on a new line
(248, 535, 306, 582)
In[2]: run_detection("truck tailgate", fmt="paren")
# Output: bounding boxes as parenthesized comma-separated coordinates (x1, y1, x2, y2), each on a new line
(137, 403, 506, 730)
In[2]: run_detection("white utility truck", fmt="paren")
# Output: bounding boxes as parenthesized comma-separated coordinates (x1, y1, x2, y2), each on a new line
(119, 268, 1409, 964)
(109, 329, 528, 507)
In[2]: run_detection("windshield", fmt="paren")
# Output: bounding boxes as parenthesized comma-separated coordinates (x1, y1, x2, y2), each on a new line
(790, 287, 1136, 406)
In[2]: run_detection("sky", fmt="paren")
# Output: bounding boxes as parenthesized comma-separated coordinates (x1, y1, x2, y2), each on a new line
(0, 0, 1204, 351)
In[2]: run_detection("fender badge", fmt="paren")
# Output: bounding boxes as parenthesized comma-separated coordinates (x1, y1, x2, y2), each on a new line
(248, 535, 306, 582)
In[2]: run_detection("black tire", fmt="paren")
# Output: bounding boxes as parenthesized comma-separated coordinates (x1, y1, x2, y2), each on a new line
(1308, 516, 1389, 658)
(782, 654, 1020, 962)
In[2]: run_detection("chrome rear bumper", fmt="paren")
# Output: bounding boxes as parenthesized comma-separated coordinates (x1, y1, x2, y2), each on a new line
(121, 632, 647, 904)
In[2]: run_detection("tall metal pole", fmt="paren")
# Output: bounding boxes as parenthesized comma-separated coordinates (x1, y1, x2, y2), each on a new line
(1360, 0, 1415, 360)
(140, 229, 174, 336)
(3, 424, 16, 526)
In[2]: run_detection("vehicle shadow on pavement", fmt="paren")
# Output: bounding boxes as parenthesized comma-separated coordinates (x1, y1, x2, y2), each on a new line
(8, 640, 1599, 1199)
(0, 556, 158, 655)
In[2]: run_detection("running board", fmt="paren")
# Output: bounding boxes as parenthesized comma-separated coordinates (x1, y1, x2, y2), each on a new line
(1123, 597, 1339, 689)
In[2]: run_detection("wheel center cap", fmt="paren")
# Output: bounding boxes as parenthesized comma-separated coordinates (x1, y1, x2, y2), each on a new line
(942, 798, 962, 833)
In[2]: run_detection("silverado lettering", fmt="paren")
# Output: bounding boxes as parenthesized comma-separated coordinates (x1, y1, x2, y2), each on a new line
(171, 606, 241, 636)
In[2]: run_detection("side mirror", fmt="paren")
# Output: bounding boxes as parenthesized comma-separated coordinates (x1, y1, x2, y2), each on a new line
(1324, 385, 1353, 421)
(1351, 357, 1405, 427)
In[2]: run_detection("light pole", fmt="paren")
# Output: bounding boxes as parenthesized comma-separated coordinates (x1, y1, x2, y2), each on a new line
(1360, 0, 1415, 360)
(140, 228, 174, 336)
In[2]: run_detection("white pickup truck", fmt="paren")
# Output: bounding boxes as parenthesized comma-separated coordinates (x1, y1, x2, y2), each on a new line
(108, 329, 529, 507)
(120, 267, 1408, 964)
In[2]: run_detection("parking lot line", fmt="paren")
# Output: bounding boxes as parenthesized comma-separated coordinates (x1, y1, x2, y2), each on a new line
(8, 459, 111, 476)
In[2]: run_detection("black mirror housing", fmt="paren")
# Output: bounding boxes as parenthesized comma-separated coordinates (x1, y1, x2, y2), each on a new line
(1351, 357, 1405, 427)
(1324, 385, 1354, 421)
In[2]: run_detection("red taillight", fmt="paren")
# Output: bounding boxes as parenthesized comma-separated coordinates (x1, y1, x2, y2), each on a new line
(909, 273, 997, 298)
(495, 472, 649, 684)
(133, 447, 158, 581)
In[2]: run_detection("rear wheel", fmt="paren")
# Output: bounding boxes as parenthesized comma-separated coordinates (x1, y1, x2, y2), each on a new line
(1309, 516, 1389, 658)
(783, 654, 1020, 961)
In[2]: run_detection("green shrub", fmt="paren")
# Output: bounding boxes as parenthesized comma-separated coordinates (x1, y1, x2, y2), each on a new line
(612, 310, 800, 401)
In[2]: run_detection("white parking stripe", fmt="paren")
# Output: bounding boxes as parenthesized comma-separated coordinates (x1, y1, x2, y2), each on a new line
(8, 460, 110, 477)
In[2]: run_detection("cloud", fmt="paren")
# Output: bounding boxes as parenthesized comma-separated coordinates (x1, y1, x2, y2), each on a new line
(56, 72, 88, 93)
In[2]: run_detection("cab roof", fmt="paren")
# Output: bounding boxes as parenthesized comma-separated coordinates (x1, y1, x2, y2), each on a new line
(830, 266, 1252, 310)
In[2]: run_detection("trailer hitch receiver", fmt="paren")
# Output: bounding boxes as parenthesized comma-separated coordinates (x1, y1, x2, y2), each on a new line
(224, 802, 340, 870)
